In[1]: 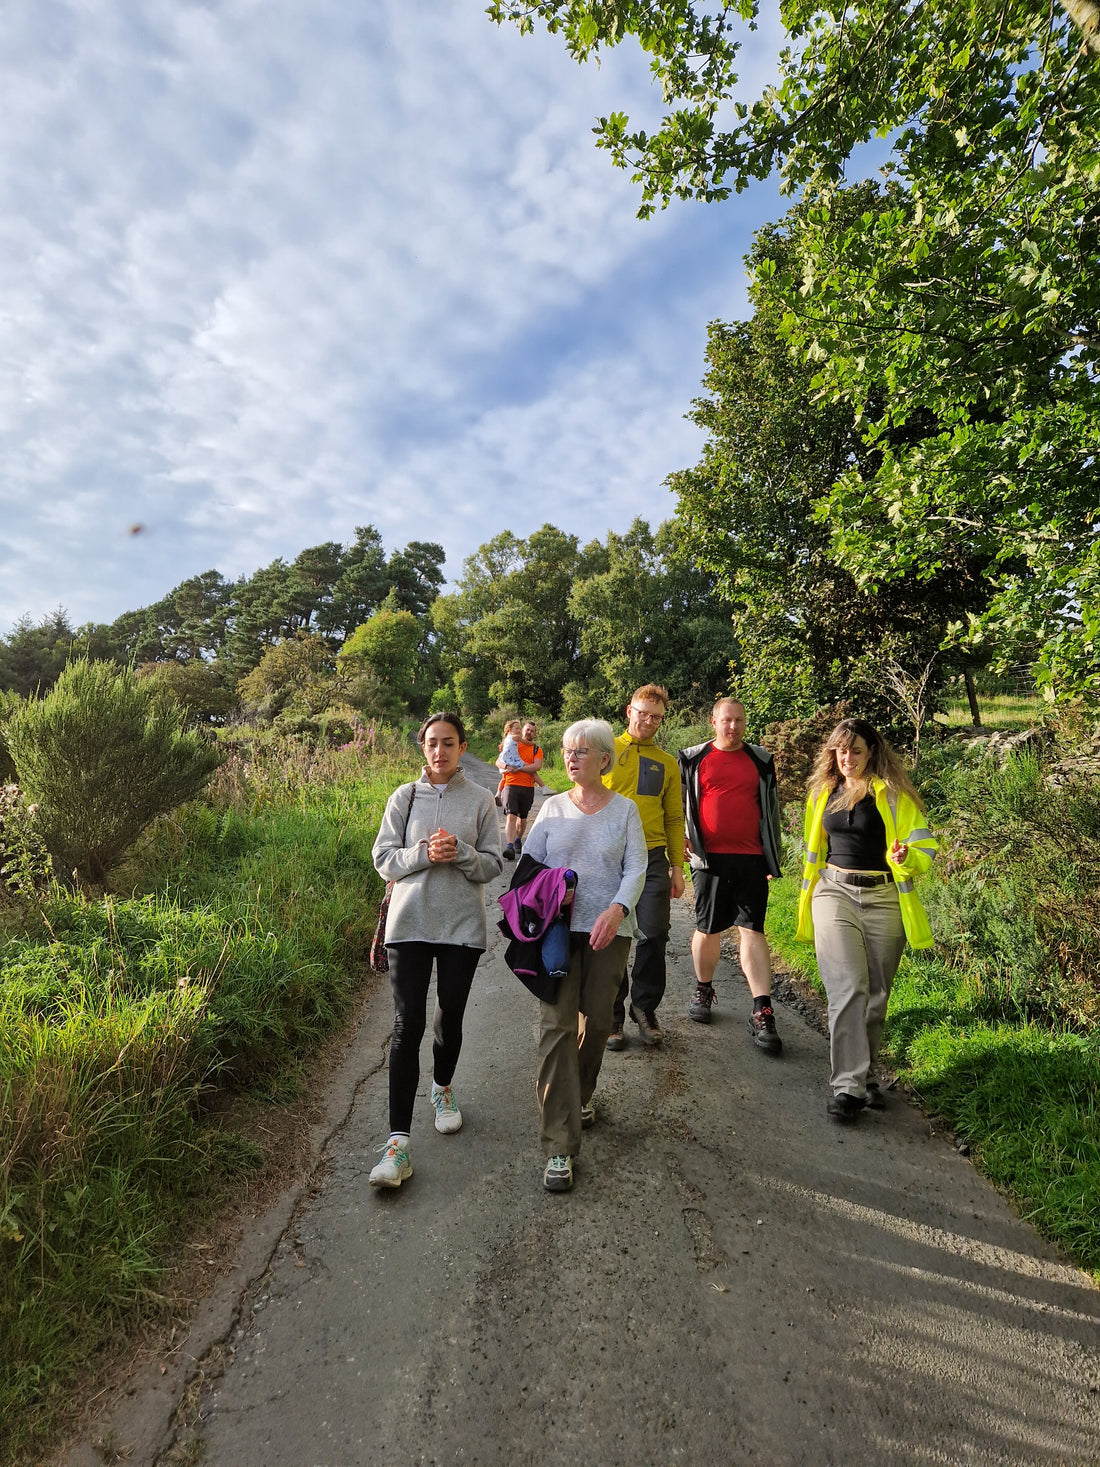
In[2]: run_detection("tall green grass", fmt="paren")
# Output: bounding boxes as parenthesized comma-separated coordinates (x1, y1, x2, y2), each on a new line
(0, 745, 413, 1463)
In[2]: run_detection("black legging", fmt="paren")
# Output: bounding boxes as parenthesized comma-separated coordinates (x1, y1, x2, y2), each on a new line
(386, 942, 482, 1134)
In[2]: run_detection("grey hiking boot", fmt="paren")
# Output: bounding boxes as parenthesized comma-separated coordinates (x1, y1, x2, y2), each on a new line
(749, 1004, 782, 1054)
(689, 982, 717, 1023)
(827, 1092, 865, 1123)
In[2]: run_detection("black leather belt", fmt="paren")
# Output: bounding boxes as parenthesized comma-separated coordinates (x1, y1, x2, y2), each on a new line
(829, 869, 894, 888)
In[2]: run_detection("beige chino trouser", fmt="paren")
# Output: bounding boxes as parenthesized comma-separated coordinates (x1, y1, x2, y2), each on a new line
(537, 934, 630, 1158)
(812, 869, 907, 1097)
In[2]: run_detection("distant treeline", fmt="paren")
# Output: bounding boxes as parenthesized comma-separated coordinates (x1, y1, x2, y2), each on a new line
(0, 529, 444, 697)
(0, 518, 739, 729)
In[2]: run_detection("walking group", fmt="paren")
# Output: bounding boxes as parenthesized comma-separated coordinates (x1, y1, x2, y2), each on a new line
(368, 686, 937, 1192)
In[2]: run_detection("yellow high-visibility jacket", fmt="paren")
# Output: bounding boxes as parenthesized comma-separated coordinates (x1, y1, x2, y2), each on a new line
(795, 779, 939, 949)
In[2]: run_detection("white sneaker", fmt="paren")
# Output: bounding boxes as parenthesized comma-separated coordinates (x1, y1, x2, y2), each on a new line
(543, 1154, 574, 1191)
(370, 1137, 412, 1188)
(431, 1084, 463, 1134)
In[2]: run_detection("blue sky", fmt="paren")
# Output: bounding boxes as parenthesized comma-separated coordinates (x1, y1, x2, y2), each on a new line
(0, 2, 787, 635)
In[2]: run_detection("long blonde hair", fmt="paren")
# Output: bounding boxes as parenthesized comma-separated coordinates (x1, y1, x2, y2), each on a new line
(809, 718, 926, 814)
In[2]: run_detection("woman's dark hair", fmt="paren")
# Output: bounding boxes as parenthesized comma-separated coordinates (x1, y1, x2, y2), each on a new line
(417, 710, 467, 745)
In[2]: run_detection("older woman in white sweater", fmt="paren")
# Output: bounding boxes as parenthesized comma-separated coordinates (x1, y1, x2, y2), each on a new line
(521, 718, 647, 1192)
(369, 712, 502, 1189)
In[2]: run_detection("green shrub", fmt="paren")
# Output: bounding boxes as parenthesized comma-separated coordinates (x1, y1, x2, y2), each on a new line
(919, 752, 1100, 1029)
(135, 659, 237, 725)
(5, 660, 225, 887)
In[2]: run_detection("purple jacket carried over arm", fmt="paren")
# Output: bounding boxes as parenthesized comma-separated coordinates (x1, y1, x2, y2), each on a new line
(497, 854, 575, 1001)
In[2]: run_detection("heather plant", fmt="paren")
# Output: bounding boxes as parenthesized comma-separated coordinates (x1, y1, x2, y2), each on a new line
(5, 659, 225, 887)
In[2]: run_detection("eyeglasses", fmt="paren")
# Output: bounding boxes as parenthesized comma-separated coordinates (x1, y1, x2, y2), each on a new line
(629, 706, 664, 725)
(562, 746, 590, 758)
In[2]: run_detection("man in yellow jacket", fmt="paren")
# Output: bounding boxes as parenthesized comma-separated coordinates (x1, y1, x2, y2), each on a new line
(602, 683, 686, 1048)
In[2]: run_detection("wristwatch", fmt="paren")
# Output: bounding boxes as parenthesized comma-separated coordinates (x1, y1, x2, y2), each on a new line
(613, 902, 629, 917)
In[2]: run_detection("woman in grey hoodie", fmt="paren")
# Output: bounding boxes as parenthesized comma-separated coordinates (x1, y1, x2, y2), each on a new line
(369, 712, 502, 1188)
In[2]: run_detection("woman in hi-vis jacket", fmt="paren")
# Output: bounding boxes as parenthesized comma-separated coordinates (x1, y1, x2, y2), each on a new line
(796, 718, 938, 1123)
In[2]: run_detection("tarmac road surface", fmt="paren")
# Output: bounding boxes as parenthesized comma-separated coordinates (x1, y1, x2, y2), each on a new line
(64, 755, 1100, 1466)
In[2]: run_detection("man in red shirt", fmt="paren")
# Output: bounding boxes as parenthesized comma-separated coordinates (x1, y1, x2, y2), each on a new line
(677, 698, 784, 1053)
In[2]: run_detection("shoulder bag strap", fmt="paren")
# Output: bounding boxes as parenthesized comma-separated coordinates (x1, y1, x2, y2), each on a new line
(400, 781, 417, 845)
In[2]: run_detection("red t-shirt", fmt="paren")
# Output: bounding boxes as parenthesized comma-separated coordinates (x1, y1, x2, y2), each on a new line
(698, 744, 763, 855)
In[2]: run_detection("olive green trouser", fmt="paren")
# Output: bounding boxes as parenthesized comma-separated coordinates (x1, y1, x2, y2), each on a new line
(536, 933, 630, 1158)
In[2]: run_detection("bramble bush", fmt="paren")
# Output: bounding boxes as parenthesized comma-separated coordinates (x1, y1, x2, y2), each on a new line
(763, 702, 853, 804)
(5, 659, 225, 887)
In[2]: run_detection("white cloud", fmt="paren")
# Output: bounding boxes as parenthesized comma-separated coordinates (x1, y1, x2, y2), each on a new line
(0, 0, 782, 631)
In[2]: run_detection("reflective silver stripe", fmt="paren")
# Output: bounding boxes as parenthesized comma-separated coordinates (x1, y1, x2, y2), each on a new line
(897, 879, 915, 894)
(801, 879, 812, 892)
(906, 827, 933, 843)
(886, 791, 899, 824)
(806, 849, 818, 864)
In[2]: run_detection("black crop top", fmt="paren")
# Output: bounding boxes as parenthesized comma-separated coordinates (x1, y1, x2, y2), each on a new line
(823, 793, 888, 869)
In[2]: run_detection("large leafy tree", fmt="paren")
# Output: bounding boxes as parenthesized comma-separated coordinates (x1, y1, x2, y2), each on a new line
(492, 1, 1100, 697)
(434, 525, 599, 716)
(672, 231, 995, 727)
(490, 2, 1100, 206)
(338, 604, 423, 710)
(567, 517, 738, 715)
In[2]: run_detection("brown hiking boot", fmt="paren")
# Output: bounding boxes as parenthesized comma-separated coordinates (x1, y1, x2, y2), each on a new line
(630, 1005, 663, 1047)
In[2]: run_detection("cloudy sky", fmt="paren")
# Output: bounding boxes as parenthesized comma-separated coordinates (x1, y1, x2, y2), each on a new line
(0, 1, 787, 635)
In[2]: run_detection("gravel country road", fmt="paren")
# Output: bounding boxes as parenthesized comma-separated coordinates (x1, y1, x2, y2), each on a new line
(61, 754, 1100, 1467)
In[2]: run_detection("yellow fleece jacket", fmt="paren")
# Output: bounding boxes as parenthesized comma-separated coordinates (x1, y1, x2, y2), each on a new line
(603, 732, 685, 861)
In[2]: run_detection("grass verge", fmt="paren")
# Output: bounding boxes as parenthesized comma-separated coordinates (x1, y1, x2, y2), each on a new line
(0, 749, 412, 1464)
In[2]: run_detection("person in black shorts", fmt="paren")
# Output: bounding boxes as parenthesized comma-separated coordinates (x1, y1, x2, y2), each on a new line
(678, 699, 784, 1053)
(499, 720, 544, 860)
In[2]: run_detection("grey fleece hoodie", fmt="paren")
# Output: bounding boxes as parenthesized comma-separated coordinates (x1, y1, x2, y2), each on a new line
(372, 766, 503, 949)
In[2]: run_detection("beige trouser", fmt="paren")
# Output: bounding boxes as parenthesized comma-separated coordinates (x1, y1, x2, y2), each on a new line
(812, 869, 907, 1097)
(536, 934, 630, 1158)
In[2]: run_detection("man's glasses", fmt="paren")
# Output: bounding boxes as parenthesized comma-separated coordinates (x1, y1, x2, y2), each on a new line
(629, 706, 664, 725)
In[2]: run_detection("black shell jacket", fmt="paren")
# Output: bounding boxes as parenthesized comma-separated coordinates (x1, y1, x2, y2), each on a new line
(677, 740, 783, 880)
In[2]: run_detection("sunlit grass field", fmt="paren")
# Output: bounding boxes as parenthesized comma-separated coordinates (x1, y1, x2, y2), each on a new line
(934, 693, 1044, 729)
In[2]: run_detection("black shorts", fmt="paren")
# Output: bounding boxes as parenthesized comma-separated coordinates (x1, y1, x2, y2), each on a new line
(502, 785, 535, 819)
(692, 854, 769, 934)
